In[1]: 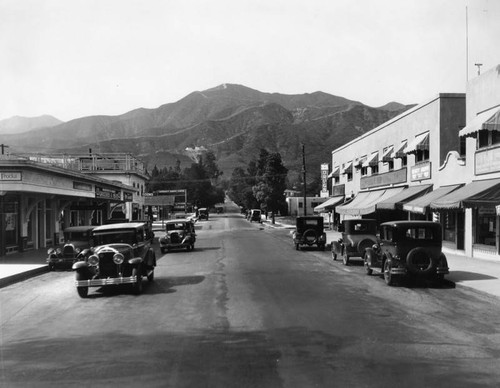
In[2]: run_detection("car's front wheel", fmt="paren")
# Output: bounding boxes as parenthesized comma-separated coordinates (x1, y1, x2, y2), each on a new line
(75, 272, 88, 298)
(383, 260, 396, 286)
(132, 267, 143, 295)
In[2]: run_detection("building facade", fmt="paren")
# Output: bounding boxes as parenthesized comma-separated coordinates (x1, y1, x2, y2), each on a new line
(0, 152, 147, 256)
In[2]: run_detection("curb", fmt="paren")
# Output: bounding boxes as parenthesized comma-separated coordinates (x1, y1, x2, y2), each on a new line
(0, 266, 49, 289)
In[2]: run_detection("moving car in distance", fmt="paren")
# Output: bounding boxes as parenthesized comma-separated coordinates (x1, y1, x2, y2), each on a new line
(159, 219, 196, 253)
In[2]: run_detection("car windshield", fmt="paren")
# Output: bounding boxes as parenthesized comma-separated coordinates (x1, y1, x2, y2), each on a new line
(64, 231, 90, 241)
(166, 223, 187, 231)
(93, 230, 136, 245)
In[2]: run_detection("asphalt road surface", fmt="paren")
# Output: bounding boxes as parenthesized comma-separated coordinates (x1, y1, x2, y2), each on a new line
(2, 203, 500, 387)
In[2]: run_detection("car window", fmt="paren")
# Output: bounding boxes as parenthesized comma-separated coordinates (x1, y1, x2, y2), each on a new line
(404, 227, 438, 241)
(166, 223, 186, 231)
(380, 226, 392, 241)
(304, 219, 319, 226)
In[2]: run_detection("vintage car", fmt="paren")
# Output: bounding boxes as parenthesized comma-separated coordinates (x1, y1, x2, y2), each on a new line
(248, 209, 262, 223)
(47, 226, 94, 270)
(72, 222, 156, 298)
(159, 219, 196, 253)
(364, 221, 449, 286)
(292, 216, 327, 250)
(198, 208, 209, 220)
(331, 219, 378, 266)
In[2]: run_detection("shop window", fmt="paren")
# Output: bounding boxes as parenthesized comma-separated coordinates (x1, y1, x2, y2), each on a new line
(475, 209, 496, 246)
(442, 211, 456, 243)
(3, 199, 19, 248)
(298, 202, 303, 208)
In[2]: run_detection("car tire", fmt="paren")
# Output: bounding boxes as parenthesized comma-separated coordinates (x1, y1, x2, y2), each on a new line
(383, 260, 396, 286)
(132, 267, 143, 295)
(75, 272, 89, 298)
(342, 253, 349, 266)
(406, 247, 434, 275)
(364, 254, 373, 276)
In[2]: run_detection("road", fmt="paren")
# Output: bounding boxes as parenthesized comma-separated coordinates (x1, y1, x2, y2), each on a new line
(1, 203, 500, 387)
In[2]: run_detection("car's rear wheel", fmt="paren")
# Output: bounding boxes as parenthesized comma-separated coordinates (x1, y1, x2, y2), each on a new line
(132, 267, 143, 295)
(75, 272, 88, 298)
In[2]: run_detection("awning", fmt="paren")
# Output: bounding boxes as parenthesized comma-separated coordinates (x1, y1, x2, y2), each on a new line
(327, 166, 340, 178)
(381, 146, 394, 162)
(362, 152, 379, 167)
(336, 187, 405, 216)
(354, 156, 367, 169)
(376, 184, 433, 210)
(405, 132, 429, 154)
(313, 195, 345, 212)
(459, 107, 500, 138)
(403, 184, 463, 214)
(341, 162, 352, 174)
(391, 141, 408, 158)
(430, 179, 500, 210)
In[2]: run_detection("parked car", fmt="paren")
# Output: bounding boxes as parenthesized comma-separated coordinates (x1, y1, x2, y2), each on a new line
(364, 221, 449, 286)
(331, 219, 378, 266)
(159, 219, 196, 253)
(72, 222, 156, 298)
(198, 208, 209, 220)
(248, 209, 262, 223)
(47, 226, 94, 270)
(292, 216, 327, 250)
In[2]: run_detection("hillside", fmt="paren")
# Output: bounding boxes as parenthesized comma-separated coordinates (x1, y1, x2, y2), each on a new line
(0, 115, 63, 135)
(3, 84, 413, 181)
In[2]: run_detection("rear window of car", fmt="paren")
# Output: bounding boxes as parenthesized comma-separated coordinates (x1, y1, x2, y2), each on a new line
(351, 222, 377, 234)
(304, 219, 319, 226)
(166, 223, 186, 231)
(403, 227, 439, 241)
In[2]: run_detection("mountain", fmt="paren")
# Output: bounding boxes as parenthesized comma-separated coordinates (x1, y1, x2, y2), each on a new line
(0, 115, 63, 135)
(3, 84, 413, 181)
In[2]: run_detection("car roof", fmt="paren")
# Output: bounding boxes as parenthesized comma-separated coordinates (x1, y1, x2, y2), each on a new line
(165, 219, 189, 223)
(92, 222, 146, 231)
(380, 221, 440, 228)
(63, 226, 95, 232)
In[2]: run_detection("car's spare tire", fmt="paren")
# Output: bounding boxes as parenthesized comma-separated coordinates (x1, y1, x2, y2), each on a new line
(303, 229, 317, 245)
(357, 238, 375, 255)
(406, 247, 434, 274)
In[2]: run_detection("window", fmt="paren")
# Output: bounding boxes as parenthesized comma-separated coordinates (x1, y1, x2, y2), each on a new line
(387, 160, 394, 171)
(475, 209, 496, 246)
(401, 156, 407, 167)
(347, 172, 353, 181)
(371, 165, 379, 175)
(361, 166, 368, 176)
(443, 211, 456, 243)
(415, 149, 429, 162)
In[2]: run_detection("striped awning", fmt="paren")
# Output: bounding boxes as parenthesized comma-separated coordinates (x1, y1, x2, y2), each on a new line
(376, 184, 433, 211)
(313, 195, 345, 212)
(328, 166, 340, 178)
(405, 132, 429, 154)
(362, 152, 379, 167)
(336, 187, 405, 216)
(403, 184, 463, 214)
(430, 179, 500, 210)
(382, 146, 394, 162)
(391, 141, 408, 158)
(459, 107, 500, 138)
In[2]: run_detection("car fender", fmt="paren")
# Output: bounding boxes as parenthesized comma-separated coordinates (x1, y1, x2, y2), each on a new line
(129, 257, 143, 266)
(364, 247, 380, 268)
(72, 261, 89, 271)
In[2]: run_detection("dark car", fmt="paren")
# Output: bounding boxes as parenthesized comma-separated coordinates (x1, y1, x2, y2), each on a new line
(159, 220, 196, 253)
(47, 226, 94, 270)
(331, 219, 378, 266)
(248, 209, 262, 223)
(72, 222, 156, 298)
(198, 208, 209, 220)
(292, 216, 327, 250)
(364, 221, 449, 286)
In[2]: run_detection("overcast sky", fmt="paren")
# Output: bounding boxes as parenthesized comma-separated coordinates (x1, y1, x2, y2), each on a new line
(1, 0, 499, 122)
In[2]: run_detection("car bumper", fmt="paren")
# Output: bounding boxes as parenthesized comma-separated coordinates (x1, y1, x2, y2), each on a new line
(47, 257, 75, 265)
(75, 276, 137, 287)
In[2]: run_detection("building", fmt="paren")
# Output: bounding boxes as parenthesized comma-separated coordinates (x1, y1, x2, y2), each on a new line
(0, 152, 147, 256)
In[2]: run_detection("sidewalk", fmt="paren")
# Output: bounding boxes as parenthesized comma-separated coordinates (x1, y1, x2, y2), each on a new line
(2, 222, 500, 300)
(264, 218, 500, 299)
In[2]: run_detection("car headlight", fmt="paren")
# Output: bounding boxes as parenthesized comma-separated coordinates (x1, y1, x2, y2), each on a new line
(47, 248, 55, 255)
(75, 248, 81, 254)
(56, 248, 62, 255)
(113, 253, 124, 265)
(88, 254, 99, 266)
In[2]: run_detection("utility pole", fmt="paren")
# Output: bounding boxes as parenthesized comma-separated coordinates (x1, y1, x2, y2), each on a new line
(302, 144, 307, 216)
(1, 144, 9, 155)
(475, 63, 483, 76)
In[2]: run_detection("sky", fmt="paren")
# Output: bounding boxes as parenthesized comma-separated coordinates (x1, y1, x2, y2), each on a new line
(1, 0, 499, 122)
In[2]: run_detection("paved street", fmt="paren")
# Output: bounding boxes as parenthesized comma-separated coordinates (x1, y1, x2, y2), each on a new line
(2, 204, 500, 387)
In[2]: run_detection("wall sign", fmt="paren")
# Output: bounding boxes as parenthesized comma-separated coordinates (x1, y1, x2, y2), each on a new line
(411, 162, 431, 181)
(0, 172, 21, 181)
